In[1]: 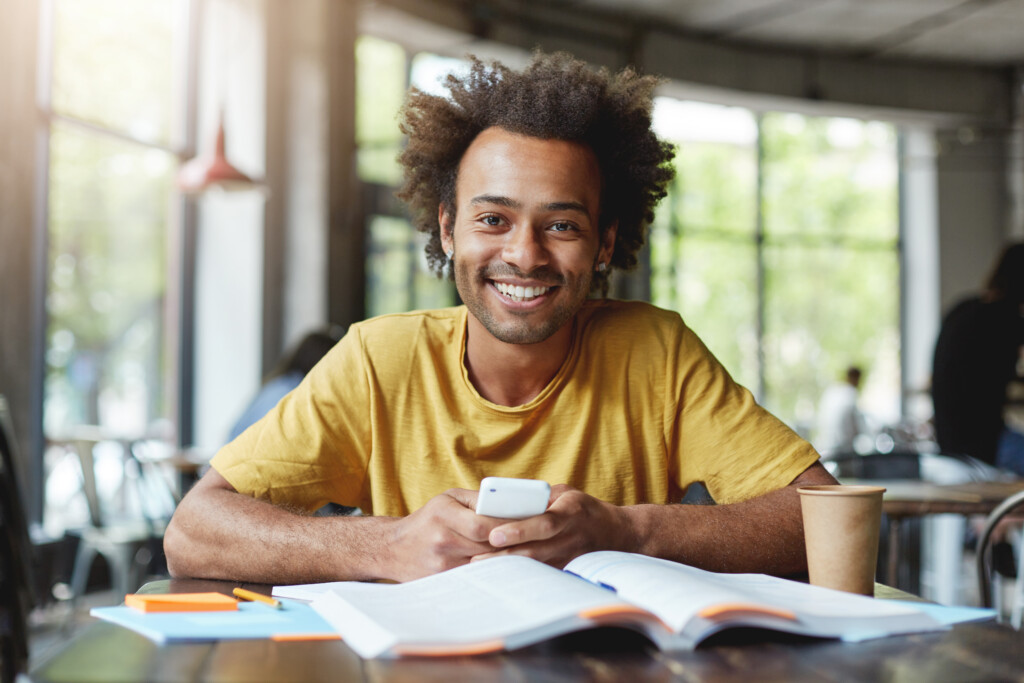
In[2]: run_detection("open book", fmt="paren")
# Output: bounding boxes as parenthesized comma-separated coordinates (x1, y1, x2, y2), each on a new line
(274, 551, 961, 659)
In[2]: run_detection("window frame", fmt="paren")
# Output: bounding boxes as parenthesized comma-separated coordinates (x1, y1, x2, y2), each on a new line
(651, 102, 902, 430)
(31, 0, 198, 525)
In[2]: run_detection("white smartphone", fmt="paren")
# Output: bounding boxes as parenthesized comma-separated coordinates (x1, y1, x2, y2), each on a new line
(475, 477, 551, 519)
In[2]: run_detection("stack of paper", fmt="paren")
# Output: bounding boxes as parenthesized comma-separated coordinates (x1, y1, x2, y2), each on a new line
(91, 591, 338, 644)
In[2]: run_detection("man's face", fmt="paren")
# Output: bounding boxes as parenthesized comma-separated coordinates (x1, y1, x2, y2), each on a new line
(440, 127, 615, 346)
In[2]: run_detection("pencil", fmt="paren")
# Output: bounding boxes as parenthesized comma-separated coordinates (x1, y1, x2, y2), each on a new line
(233, 587, 283, 609)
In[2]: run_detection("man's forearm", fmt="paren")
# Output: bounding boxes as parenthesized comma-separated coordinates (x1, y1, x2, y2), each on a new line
(622, 496, 806, 575)
(164, 485, 395, 584)
(622, 463, 838, 575)
(165, 471, 504, 584)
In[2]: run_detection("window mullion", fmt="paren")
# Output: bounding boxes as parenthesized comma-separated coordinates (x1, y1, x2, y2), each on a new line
(755, 113, 766, 405)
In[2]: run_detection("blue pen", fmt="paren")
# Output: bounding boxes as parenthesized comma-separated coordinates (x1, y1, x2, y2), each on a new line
(563, 569, 617, 593)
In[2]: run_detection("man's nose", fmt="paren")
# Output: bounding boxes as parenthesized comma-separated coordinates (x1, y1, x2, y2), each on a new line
(501, 225, 548, 273)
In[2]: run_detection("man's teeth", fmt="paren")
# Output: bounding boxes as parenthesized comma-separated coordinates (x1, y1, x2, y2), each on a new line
(494, 282, 551, 301)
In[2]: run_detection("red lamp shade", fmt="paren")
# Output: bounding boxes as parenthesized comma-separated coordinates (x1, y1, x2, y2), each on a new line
(177, 118, 260, 194)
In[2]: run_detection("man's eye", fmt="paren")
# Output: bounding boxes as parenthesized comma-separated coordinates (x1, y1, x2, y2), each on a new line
(482, 215, 501, 226)
(550, 222, 576, 232)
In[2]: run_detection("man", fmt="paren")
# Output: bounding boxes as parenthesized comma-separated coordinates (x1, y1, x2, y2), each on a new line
(164, 52, 836, 585)
(932, 242, 1024, 470)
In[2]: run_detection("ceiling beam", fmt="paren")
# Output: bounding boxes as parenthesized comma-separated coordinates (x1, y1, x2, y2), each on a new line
(373, 0, 1014, 125)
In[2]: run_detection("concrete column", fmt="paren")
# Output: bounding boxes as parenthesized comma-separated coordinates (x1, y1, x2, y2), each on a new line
(191, 0, 267, 448)
(899, 127, 940, 421)
(264, 0, 332, 366)
(935, 127, 1008, 311)
(0, 0, 45, 521)
(326, 0, 363, 328)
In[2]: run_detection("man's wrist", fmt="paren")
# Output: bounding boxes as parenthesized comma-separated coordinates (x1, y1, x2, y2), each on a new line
(616, 504, 652, 555)
(328, 515, 399, 582)
(616, 503, 707, 561)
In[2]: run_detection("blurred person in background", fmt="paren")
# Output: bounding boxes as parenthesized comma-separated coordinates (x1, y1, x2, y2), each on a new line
(932, 243, 1024, 473)
(815, 366, 866, 456)
(229, 327, 345, 441)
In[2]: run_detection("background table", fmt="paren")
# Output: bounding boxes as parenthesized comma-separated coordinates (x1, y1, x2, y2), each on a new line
(29, 577, 1024, 682)
(873, 479, 1024, 587)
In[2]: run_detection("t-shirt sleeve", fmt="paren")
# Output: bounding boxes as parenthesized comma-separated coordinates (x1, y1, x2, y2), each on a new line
(667, 323, 820, 505)
(210, 327, 373, 513)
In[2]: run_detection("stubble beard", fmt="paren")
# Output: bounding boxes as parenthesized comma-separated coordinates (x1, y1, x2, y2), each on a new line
(455, 258, 593, 345)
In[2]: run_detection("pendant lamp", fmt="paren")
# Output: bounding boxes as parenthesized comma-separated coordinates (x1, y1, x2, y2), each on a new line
(177, 114, 264, 195)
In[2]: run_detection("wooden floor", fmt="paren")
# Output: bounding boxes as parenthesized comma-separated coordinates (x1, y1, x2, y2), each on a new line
(27, 588, 120, 671)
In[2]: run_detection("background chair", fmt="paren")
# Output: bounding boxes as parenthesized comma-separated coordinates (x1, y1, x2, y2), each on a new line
(976, 489, 1024, 627)
(823, 450, 921, 480)
(0, 513, 27, 683)
(63, 432, 177, 604)
(0, 396, 36, 683)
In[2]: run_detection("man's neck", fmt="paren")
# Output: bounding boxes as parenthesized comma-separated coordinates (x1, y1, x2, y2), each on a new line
(463, 316, 575, 407)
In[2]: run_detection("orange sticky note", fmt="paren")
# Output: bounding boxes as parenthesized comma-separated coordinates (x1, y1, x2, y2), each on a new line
(125, 592, 239, 613)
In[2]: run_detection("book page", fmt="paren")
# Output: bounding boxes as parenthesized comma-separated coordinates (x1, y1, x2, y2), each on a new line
(565, 551, 928, 635)
(311, 555, 635, 658)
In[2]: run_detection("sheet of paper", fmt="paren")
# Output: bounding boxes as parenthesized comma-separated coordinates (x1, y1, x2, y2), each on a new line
(876, 601, 996, 626)
(274, 581, 351, 602)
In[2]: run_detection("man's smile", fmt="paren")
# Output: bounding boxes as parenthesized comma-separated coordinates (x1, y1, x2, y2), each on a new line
(491, 281, 556, 303)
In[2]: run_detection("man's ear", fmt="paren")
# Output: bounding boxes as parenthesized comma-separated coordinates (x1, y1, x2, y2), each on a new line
(439, 204, 453, 254)
(598, 221, 618, 266)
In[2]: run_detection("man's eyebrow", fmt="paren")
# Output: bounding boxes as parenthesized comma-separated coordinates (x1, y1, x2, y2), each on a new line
(544, 201, 589, 215)
(470, 195, 590, 216)
(470, 195, 521, 209)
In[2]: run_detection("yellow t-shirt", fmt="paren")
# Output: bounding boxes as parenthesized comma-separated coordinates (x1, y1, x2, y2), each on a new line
(212, 300, 819, 516)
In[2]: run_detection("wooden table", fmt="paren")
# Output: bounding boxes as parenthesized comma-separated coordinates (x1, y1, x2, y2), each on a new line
(869, 479, 1024, 587)
(28, 578, 1024, 682)
(879, 480, 1024, 518)
(163, 447, 213, 497)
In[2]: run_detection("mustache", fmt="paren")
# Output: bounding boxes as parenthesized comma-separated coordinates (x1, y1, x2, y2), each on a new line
(479, 263, 565, 286)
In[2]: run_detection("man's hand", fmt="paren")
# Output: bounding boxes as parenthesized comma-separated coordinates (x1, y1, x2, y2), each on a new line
(466, 461, 838, 576)
(470, 484, 634, 569)
(383, 488, 508, 582)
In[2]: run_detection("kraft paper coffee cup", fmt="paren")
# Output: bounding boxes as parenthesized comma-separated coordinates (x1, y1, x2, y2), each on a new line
(798, 485, 886, 596)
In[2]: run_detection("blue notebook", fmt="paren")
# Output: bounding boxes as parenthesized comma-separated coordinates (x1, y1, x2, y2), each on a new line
(90, 600, 338, 644)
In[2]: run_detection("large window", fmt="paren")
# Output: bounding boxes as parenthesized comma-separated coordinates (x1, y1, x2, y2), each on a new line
(41, 0, 186, 532)
(651, 99, 900, 437)
(357, 36, 457, 318)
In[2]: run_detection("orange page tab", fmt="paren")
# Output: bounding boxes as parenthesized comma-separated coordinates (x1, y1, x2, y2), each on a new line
(392, 639, 505, 657)
(270, 633, 343, 642)
(578, 604, 671, 632)
(698, 603, 797, 622)
(125, 592, 239, 613)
